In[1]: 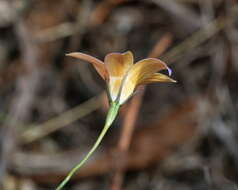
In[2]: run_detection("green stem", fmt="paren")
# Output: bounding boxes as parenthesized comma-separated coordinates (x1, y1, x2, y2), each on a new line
(55, 101, 120, 190)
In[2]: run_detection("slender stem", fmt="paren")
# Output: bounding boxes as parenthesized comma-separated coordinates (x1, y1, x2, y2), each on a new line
(55, 101, 120, 190)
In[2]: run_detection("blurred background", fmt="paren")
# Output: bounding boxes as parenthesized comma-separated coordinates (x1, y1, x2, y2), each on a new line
(0, 0, 238, 189)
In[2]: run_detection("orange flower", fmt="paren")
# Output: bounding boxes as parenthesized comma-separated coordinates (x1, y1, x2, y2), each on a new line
(56, 51, 176, 190)
(67, 51, 176, 105)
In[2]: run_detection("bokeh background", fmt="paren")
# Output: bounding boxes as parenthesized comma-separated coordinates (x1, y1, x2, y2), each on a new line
(0, 0, 238, 189)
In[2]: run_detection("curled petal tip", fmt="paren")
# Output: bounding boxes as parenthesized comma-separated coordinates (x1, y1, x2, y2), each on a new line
(167, 67, 172, 76)
(65, 52, 107, 80)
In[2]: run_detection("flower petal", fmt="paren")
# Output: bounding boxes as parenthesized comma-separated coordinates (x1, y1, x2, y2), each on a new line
(104, 51, 133, 101)
(119, 58, 171, 104)
(66, 52, 108, 80)
(139, 73, 176, 85)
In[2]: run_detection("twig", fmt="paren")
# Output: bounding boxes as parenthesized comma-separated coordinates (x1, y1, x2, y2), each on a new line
(21, 93, 105, 144)
(162, 16, 225, 63)
(35, 22, 75, 43)
(35, 0, 92, 43)
(152, 0, 201, 34)
(89, 0, 126, 26)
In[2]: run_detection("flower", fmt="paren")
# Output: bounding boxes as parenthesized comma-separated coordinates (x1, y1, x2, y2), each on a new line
(56, 51, 176, 190)
(66, 51, 176, 105)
